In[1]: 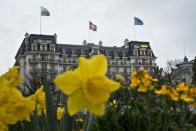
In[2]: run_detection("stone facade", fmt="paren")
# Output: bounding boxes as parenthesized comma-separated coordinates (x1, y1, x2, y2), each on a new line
(15, 33, 157, 97)
(171, 56, 194, 84)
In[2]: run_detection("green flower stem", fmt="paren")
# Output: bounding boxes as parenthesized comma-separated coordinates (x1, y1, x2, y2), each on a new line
(63, 95, 73, 131)
(85, 115, 94, 131)
(42, 75, 57, 131)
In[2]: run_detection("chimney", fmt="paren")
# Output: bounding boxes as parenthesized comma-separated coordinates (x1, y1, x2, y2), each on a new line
(82, 40, 87, 45)
(54, 33, 57, 43)
(98, 40, 102, 46)
(24, 33, 29, 51)
(124, 38, 129, 48)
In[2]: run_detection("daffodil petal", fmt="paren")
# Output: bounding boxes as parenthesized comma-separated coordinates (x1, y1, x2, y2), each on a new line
(54, 71, 80, 95)
(89, 55, 107, 76)
(89, 103, 105, 116)
(67, 90, 89, 116)
(105, 77, 120, 92)
(137, 85, 147, 92)
(77, 57, 91, 79)
(87, 77, 110, 104)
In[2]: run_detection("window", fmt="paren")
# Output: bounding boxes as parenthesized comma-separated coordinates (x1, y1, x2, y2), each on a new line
(133, 50, 138, 56)
(122, 51, 126, 57)
(31, 63, 38, 70)
(72, 49, 76, 55)
(32, 54, 36, 61)
(148, 51, 152, 56)
(50, 64, 55, 70)
(119, 67, 124, 73)
(149, 60, 152, 65)
(140, 50, 145, 56)
(32, 45, 37, 51)
(50, 46, 55, 52)
(41, 54, 48, 61)
(41, 64, 47, 70)
(40, 45, 47, 51)
(114, 51, 118, 57)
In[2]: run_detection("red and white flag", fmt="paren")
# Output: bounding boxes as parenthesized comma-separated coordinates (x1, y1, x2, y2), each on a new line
(89, 21, 97, 31)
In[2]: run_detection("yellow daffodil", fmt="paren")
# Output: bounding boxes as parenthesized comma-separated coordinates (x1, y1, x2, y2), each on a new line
(180, 94, 194, 103)
(56, 107, 64, 120)
(155, 85, 170, 96)
(169, 89, 179, 102)
(130, 70, 158, 92)
(189, 88, 196, 98)
(35, 86, 45, 106)
(7, 97, 35, 121)
(32, 86, 46, 116)
(130, 77, 140, 88)
(0, 107, 18, 125)
(0, 67, 36, 128)
(0, 66, 22, 88)
(54, 55, 120, 116)
(76, 118, 84, 123)
(137, 85, 148, 92)
(176, 83, 189, 92)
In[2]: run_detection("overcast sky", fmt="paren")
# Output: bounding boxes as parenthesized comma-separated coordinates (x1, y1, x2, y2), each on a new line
(0, 0, 196, 74)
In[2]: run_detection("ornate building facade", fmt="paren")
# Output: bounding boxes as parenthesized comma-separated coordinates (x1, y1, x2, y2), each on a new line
(15, 33, 157, 96)
(171, 56, 194, 84)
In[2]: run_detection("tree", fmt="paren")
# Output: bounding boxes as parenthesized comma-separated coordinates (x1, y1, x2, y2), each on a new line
(192, 57, 196, 86)
(163, 59, 182, 85)
(21, 68, 42, 96)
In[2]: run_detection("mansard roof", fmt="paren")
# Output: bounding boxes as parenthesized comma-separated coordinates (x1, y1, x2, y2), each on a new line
(29, 34, 56, 43)
(176, 56, 193, 67)
(15, 34, 156, 59)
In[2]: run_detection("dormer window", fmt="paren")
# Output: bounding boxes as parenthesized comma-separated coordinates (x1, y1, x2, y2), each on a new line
(31, 44, 37, 51)
(40, 45, 47, 51)
(114, 51, 118, 58)
(106, 50, 110, 56)
(148, 51, 152, 56)
(81, 49, 85, 55)
(133, 50, 138, 56)
(50, 46, 55, 52)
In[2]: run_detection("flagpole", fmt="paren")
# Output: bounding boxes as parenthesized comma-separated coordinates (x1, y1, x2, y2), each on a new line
(40, 13, 42, 34)
(133, 20, 136, 41)
(89, 29, 91, 43)
(89, 21, 91, 43)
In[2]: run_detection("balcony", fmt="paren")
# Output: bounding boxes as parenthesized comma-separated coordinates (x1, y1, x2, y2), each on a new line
(28, 58, 63, 64)
(132, 62, 156, 66)
(49, 69, 58, 74)
(29, 68, 48, 73)
(29, 68, 58, 74)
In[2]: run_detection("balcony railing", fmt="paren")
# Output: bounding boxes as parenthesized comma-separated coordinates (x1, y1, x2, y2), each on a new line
(29, 68, 58, 74)
(132, 62, 156, 66)
(28, 58, 60, 63)
(49, 69, 58, 73)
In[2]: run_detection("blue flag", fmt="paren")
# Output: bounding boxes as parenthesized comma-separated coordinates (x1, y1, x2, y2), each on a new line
(41, 6, 50, 16)
(134, 17, 143, 25)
